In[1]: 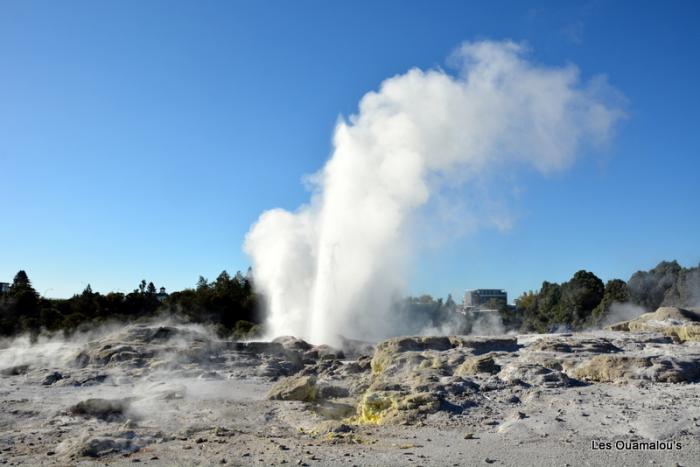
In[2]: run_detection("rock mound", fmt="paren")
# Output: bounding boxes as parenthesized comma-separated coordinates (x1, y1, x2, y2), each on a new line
(455, 354, 501, 376)
(69, 398, 133, 422)
(72, 324, 219, 369)
(80, 435, 141, 457)
(498, 362, 572, 388)
(57, 430, 153, 459)
(267, 375, 318, 401)
(530, 336, 621, 354)
(607, 306, 700, 342)
(575, 354, 700, 383)
(371, 336, 518, 375)
(346, 336, 522, 425)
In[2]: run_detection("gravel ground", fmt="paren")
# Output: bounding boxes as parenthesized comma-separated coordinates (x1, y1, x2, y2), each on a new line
(0, 321, 698, 466)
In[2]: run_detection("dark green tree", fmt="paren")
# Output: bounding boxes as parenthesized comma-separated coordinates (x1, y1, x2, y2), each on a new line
(196, 276, 209, 291)
(627, 261, 682, 310)
(535, 281, 562, 331)
(557, 270, 605, 325)
(590, 279, 629, 325)
(10, 270, 34, 294)
(4, 270, 40, 334)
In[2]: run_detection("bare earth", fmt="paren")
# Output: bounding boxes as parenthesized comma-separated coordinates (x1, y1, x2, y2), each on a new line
(1, 308, 699, 466)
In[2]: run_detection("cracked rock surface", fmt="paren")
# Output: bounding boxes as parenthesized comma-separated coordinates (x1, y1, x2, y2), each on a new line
(1, 309, 699, 466)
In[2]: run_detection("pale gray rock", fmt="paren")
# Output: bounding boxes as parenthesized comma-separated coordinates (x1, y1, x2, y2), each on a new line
(267, 375, 318, 401)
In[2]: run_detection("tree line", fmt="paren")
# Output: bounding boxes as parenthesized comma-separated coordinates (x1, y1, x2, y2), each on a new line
(0, 270, 263, 339)
(399, 260, 700, 334)
(1, 259, 697, 339)
(512, 260, 699, 333)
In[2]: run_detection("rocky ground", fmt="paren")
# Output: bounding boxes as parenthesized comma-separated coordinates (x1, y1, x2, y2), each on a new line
(1, 307, 699, 466)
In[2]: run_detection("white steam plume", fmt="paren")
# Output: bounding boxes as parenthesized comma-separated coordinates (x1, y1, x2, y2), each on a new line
(244, 40, 624, 345)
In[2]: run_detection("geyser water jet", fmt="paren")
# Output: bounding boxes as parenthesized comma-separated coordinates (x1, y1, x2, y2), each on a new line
(244, 40, 623, 345)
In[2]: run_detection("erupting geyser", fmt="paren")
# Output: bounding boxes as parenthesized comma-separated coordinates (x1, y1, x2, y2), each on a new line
(244, 40, 623, 345)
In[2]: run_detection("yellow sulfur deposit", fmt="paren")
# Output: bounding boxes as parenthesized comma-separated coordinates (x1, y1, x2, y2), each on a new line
(355, 392, 398, 424)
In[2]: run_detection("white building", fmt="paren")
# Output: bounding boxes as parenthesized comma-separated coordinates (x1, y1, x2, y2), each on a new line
(463, 289, 507, 308)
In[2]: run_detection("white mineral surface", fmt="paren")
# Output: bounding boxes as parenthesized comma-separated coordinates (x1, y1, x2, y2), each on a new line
(1, 308, 699, 466)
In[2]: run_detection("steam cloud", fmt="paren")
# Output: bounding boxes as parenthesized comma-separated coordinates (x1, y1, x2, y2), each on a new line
(244, 40, 624, 345)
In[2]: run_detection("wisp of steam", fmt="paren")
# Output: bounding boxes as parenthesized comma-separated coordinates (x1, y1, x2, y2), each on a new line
(244, 40, 624, 346)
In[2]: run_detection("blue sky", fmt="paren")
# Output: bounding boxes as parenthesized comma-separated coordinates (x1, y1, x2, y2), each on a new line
(1, 1, 698, 300)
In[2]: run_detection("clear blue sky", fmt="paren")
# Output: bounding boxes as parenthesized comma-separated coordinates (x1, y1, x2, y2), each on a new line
(1, 1, 699, 300)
